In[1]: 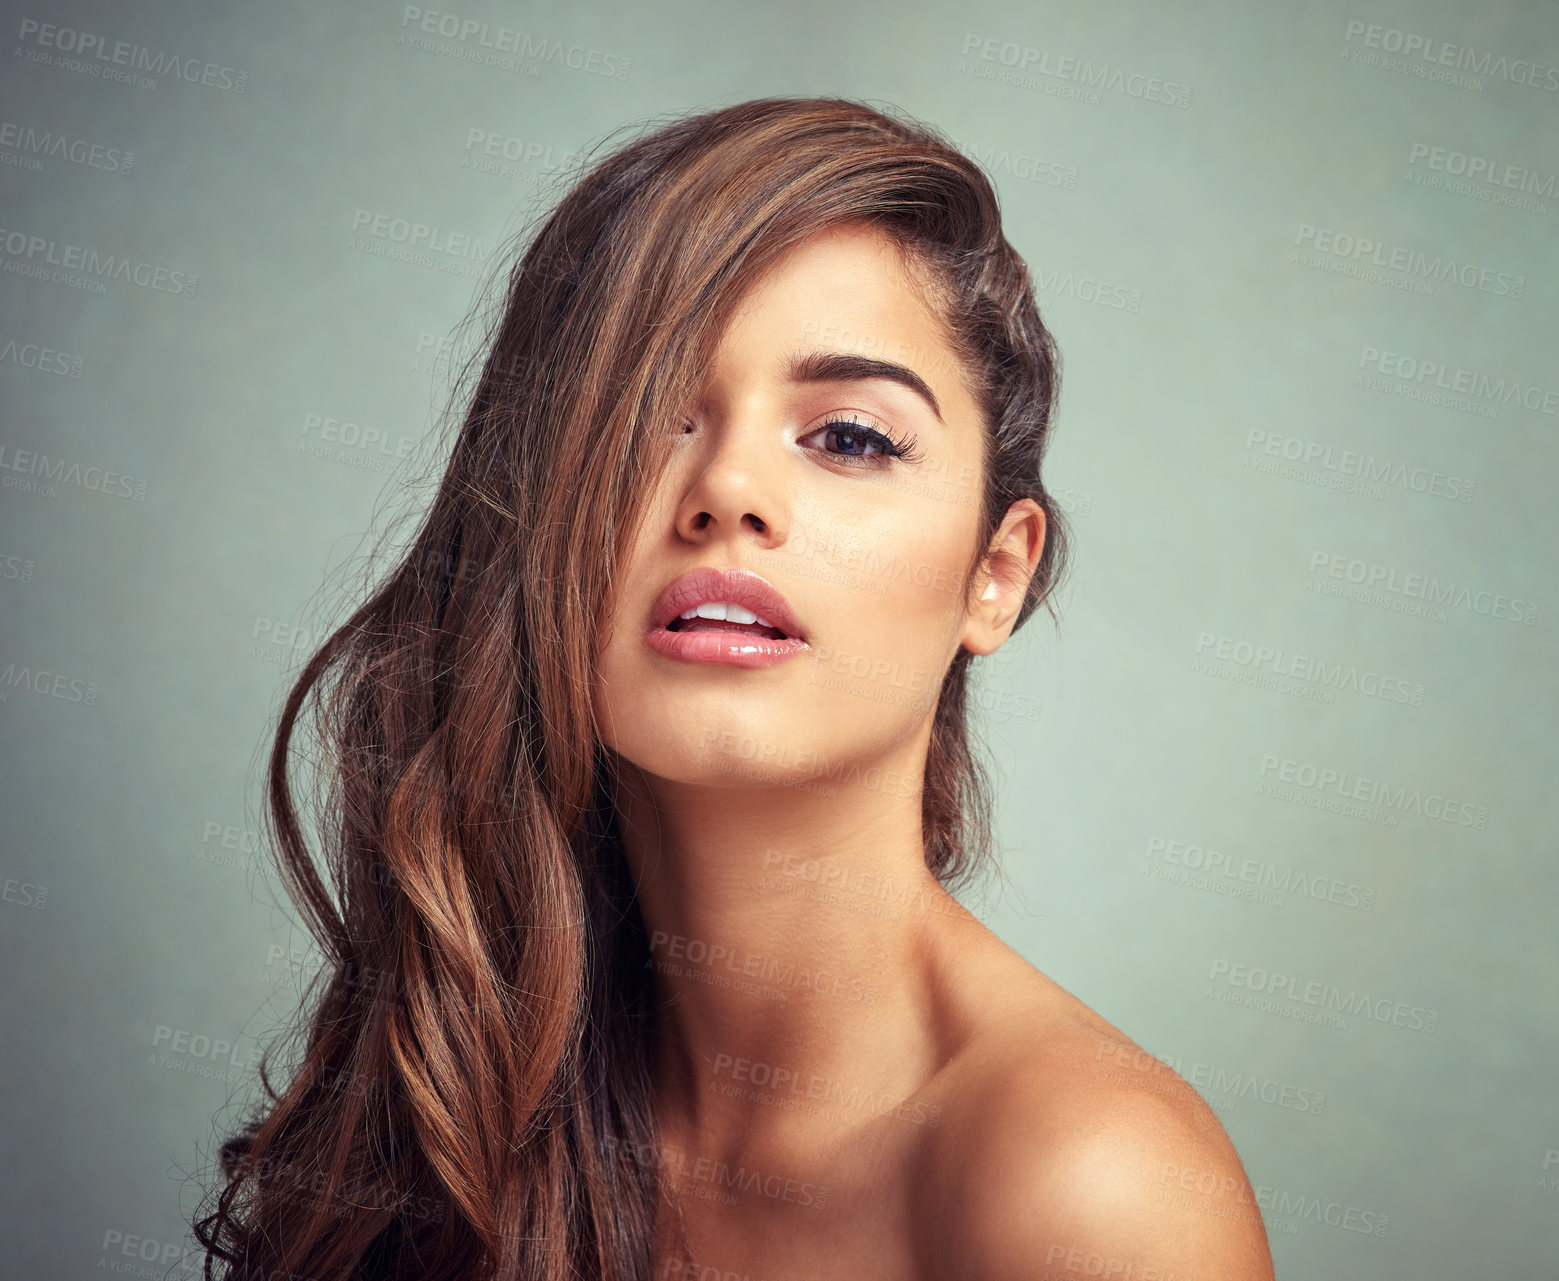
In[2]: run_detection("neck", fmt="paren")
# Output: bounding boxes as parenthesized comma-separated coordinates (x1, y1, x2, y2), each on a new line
(609, 725, 972, 1159)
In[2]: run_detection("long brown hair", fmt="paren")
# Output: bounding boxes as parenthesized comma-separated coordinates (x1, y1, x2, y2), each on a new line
(193, 95, 1071, 1281)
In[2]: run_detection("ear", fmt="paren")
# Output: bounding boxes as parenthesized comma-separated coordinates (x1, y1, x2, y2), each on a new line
(960, 499, 1046, 657)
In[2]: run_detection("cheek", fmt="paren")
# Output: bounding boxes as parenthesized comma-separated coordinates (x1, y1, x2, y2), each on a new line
(590, 569, 649, 747)
(593, 591, 658, 733)
(588, 483, 977, 773)
(799, 508, 974, 709)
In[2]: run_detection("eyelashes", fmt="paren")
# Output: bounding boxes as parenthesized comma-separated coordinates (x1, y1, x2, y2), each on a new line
(672, 412, 924, 469)
(807, 414, 923, 468)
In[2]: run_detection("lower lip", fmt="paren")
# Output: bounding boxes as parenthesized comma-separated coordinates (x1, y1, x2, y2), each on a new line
(645, 625, 810, 668)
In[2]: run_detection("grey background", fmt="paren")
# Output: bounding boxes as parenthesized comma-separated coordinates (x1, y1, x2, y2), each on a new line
(1, 0, 1555, 1276)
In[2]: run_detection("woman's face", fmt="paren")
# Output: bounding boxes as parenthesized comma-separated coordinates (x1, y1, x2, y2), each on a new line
(592, 221, 1041, 790)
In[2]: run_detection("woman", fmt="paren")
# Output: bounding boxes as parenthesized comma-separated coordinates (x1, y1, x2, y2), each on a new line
(195, 96, 1274, 1280)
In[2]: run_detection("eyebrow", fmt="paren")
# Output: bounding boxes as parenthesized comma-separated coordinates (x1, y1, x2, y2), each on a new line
(781, 349, 944, 424)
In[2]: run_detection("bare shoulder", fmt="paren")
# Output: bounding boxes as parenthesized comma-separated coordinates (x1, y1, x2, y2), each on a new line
(911, 931, 1275, 1281)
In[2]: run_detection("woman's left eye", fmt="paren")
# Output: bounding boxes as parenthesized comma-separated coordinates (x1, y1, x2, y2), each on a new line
(801, 415, 923, 467)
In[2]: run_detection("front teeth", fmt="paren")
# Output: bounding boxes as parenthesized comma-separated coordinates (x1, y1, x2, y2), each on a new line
(678, 601, 776, 628)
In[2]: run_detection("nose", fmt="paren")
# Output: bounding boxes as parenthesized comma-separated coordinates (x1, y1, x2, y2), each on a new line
(672, 414, 791, 548)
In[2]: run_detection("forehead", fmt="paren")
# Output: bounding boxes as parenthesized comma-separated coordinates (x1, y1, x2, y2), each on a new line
(710, 223, 968, 398)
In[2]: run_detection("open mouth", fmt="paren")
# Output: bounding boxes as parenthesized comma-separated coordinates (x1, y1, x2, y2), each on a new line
(646, 575, 808, 667)
(665, 617, 789, 641)
(648, 568, 807, 656)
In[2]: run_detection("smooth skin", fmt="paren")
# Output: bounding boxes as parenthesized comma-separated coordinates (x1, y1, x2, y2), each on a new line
(591, 222, 1275, 1281)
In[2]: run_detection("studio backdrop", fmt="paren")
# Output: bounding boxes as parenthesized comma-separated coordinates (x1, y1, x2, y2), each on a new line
(1, 1, 1555, 1276)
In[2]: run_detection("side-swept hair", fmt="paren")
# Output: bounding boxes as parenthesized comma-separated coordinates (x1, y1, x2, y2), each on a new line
(194, 95, 1070, 1281)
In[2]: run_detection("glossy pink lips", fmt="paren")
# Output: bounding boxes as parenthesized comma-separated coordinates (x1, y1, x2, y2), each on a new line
(645, 566, 810, 669)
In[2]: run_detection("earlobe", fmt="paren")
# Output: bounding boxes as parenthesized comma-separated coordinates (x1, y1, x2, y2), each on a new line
(959, 560, 1012, 658)
(965, 501, 1046, 652)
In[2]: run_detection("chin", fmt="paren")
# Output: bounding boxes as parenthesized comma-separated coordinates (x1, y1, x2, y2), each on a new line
(629, 720, 819, 786)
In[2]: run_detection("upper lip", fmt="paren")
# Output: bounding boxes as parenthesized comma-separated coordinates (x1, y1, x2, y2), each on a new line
(648, 566, 808, 642)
